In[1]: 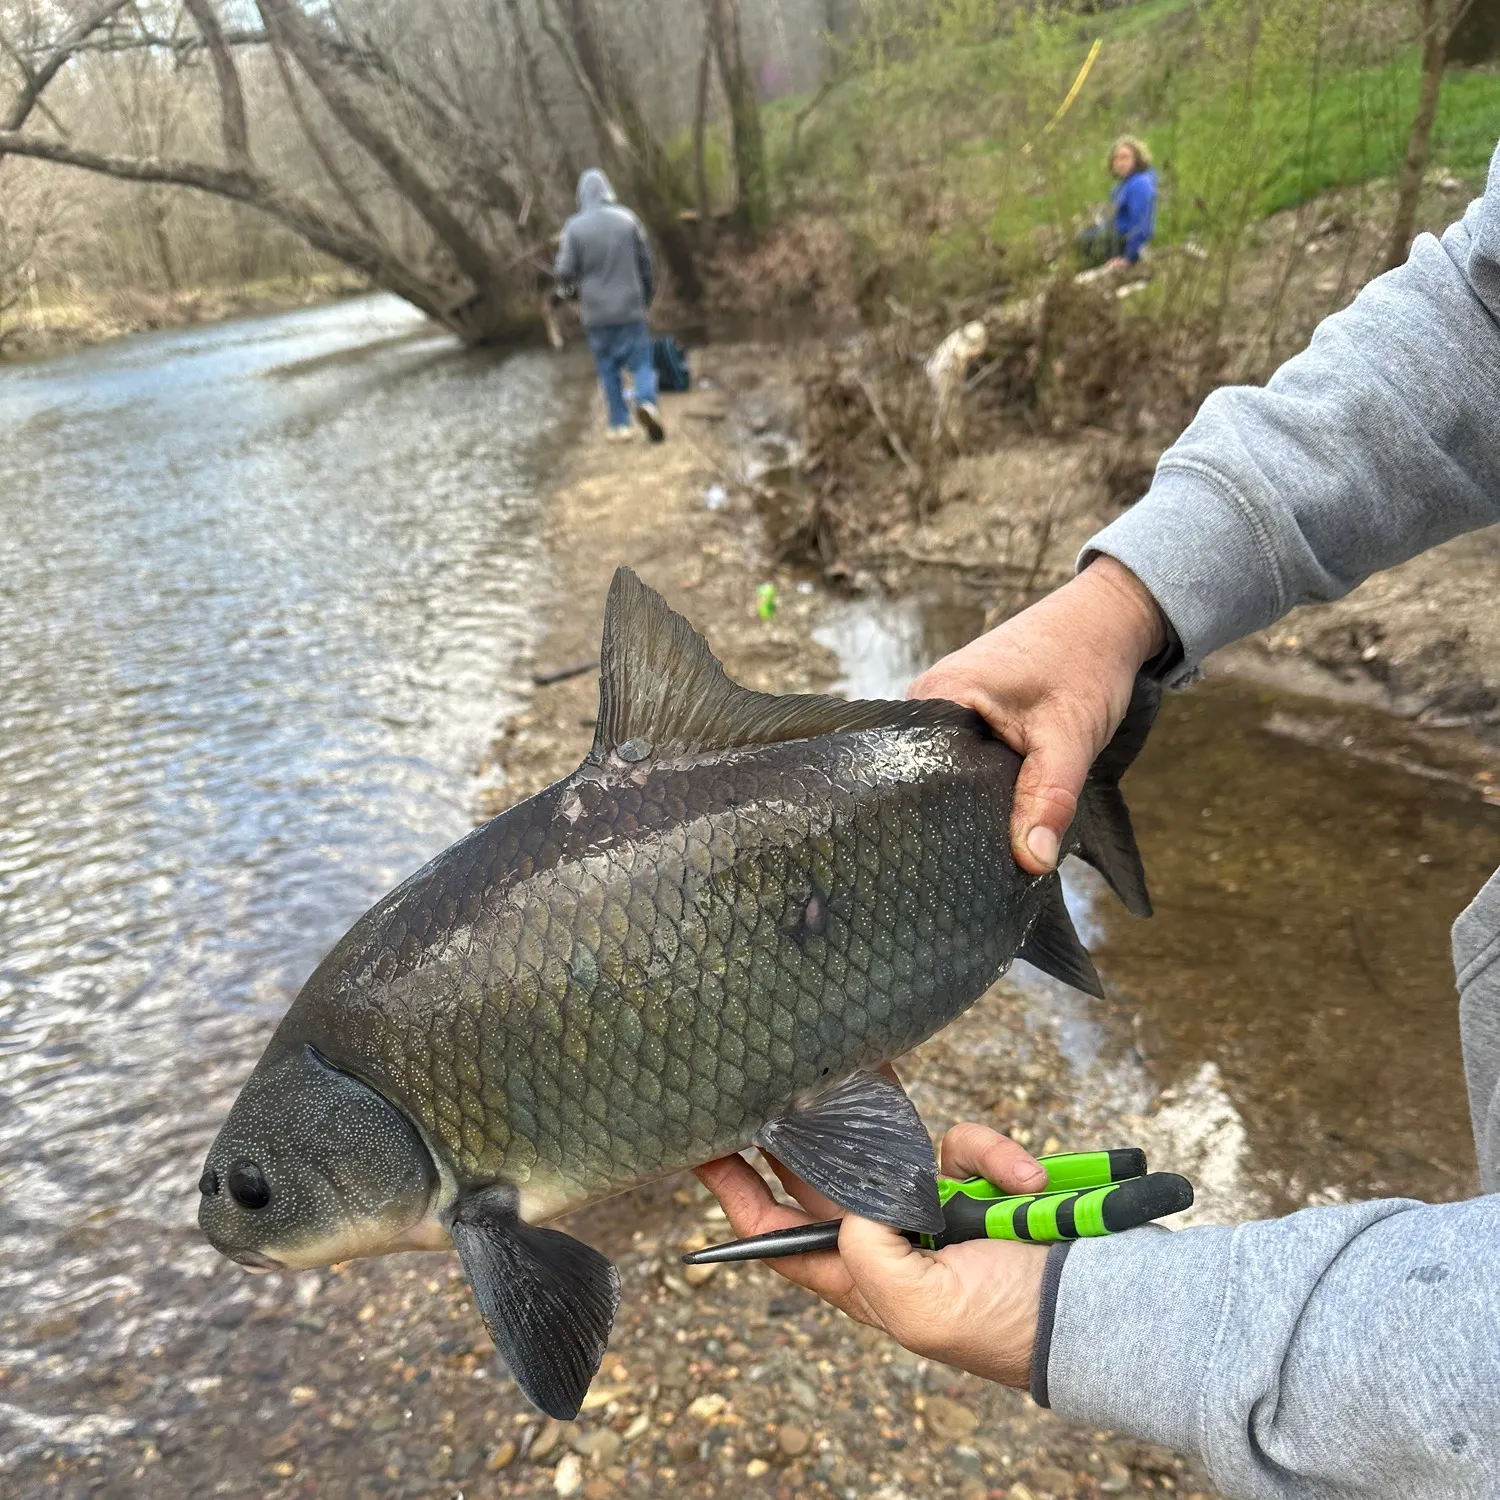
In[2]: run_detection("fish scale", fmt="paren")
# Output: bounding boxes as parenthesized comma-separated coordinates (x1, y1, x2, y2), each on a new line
(198, 567, 1157, 1423)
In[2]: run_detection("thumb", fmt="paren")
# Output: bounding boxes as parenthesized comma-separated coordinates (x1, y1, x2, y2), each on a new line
(837, 1215, 950, 1344)
(1011, 731, 1095, 874)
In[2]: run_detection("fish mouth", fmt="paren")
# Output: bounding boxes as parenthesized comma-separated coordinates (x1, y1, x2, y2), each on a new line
(230, 1249, 284, 1273)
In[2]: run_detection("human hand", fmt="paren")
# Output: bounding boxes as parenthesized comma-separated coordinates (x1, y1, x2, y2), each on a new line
(696, 1118, 1050, 1388)
(907, 556, 1165, 875)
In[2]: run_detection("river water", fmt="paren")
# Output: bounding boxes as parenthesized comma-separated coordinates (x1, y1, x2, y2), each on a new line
(0, 297, 583, 1475)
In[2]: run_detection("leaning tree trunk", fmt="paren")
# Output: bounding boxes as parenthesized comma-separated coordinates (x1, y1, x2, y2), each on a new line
(703, 0, 769, 235)
(0, 0, 540, 346)
(1384, 0, 1450, 271)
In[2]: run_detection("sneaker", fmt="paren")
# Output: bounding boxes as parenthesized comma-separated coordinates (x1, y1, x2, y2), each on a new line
(635, 401, 665, 443)
(605, 425, 636, 443)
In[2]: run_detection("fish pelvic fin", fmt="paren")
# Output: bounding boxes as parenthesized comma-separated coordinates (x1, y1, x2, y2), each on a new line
(451, 1185, 620, 1421)
(754, 1070, 944, 1235)
(1072, 674, 1160, 919)
(1017, 872, 1104, 999)
(590, 568, 977, 764)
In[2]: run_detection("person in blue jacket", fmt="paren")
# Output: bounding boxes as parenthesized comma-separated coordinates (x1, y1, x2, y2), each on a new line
(1078, 136, 1157, 267)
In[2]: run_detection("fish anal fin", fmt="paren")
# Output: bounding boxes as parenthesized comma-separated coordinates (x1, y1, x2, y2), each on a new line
(451, 1185, 620, 1421)
(754, 1070, 943, 1234)
(1073, 675, 1160, 919)
(1017, 874, 1105, 999)
(591, 568, 977, 763)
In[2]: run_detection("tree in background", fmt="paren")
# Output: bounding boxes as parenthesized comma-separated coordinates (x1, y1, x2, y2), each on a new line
(1384, 0, 1475, 270)
(703, 0, 770, 232)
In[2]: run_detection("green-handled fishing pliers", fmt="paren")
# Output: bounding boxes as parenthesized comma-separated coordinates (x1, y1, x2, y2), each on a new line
(682, 1147, 1193, 1265)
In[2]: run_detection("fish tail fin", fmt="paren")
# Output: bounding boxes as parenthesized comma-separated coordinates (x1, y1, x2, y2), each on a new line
(1072, 675, 1160, 919)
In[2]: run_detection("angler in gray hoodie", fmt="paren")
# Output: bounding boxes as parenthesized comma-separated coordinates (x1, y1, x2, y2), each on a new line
(554, 168, 665, 443)
(700, 137, 1500, 1498)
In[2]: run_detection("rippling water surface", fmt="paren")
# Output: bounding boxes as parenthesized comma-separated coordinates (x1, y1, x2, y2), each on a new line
(0, 297, 579, 1463)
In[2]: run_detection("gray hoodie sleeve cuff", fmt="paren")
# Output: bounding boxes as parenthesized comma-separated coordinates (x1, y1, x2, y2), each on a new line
(1028, 1241, 1071, 1408)
(1079, 464, 1284, 679)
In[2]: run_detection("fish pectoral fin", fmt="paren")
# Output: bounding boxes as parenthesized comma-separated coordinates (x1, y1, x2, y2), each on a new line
(590, 567, 977, 764)
(1017, 874, 1105, 999)
(450, 1185, 620, 1422)
(754, 1070, 943, 1235)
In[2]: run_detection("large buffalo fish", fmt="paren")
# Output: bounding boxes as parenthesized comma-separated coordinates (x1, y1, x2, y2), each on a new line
(198, 568, 1158, 1418)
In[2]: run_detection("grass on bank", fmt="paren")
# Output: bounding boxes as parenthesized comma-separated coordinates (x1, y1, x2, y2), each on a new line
(762, 0, 1500, 303)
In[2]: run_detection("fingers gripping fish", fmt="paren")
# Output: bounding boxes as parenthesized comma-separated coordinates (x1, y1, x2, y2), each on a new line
(198, 568, 1158, 1419)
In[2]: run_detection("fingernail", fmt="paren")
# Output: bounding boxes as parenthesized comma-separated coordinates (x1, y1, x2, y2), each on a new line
(1026, 826, 1059, 869)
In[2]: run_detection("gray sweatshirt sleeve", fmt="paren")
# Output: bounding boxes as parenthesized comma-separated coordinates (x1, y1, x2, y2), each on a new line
(1048, 876, 1500, 1498)
(1047, 1192, 1500, 1499)
(554, 222, 579, 288)
(1083, 140, 1500, 673)
(1048, 139, 1500, 1499)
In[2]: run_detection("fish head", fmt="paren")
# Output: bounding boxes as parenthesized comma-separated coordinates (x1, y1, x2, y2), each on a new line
(198, 1041, 441, 1272)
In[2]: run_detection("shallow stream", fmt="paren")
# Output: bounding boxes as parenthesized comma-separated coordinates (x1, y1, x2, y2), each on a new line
(0, 296, 584, 1472)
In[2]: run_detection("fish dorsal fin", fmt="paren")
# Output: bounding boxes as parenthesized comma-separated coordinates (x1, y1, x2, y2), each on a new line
(590, 567, 976, 762)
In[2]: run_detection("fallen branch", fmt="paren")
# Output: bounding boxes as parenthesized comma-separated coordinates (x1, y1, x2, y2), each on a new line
(853, 373, 920, 477)
(532, 659, 597, 687)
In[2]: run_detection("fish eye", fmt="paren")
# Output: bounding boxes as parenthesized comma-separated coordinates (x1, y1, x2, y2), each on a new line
(226, 1161, 271, 1211)
(198, 1168, 220, 1196)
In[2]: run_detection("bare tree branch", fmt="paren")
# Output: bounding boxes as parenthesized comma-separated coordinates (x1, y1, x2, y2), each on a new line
(0, 25, 70, 136)
(3, 0, 134, 135)
(266, 27, 384, 244)
(182, 0, 251, 170)
(255, 0, 499, 295)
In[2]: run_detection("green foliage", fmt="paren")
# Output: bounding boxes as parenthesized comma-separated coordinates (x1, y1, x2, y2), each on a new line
(664, 129, 736, 211)
(767, 0, 1500, 308)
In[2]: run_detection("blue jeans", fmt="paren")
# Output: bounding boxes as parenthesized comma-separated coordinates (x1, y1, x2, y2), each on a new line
(585, 321, 658, 429)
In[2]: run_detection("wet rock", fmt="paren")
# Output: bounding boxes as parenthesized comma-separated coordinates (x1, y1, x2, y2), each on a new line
(553, 1452, 583, 1495)
(486, 1439, 517, 1471)
(786, 1376, 819, 1412)
(569, 1426, 622, 1466)
(777, 1422, 810, 1457)
(1099, 1460, 1131, 1492)
(746, 1457, 771, 1477)
(682, 1261, 719, 1287)
(669, 1436, 699, 1464)
(922, 1395, 979, 1444)
(685, 1392, 727, 1419)
(1027, 1463, 1077, 1496)
(583, 1480, 613, 1500)
(530, 1418, 566, 1462)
